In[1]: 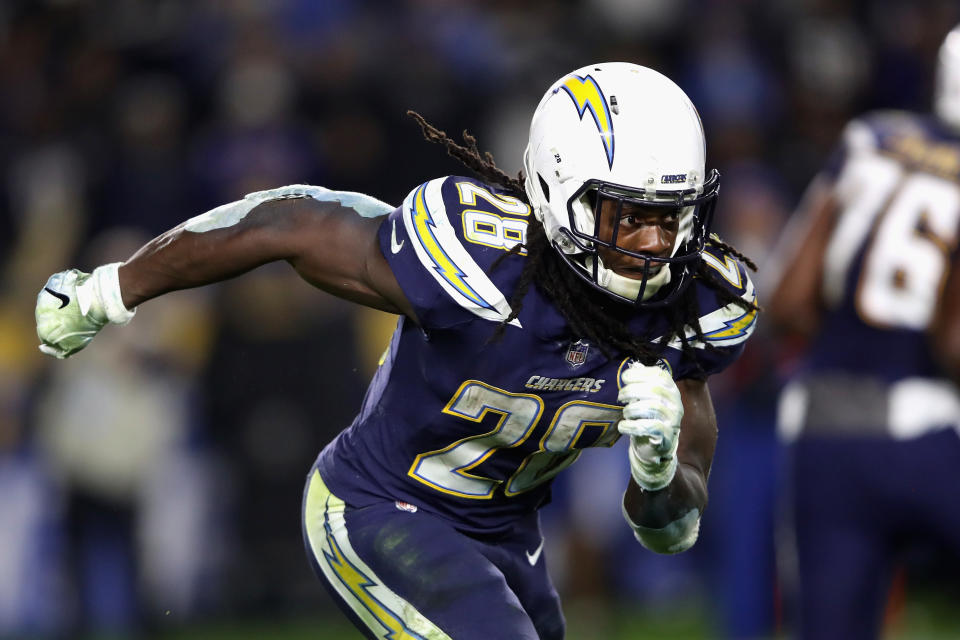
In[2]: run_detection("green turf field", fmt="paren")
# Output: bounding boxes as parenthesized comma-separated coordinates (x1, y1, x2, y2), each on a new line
(32, 587, 958, 640)
(149, 594, 959, 640)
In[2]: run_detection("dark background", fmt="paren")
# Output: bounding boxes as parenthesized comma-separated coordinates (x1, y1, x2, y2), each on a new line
(1, 1, 958, 638)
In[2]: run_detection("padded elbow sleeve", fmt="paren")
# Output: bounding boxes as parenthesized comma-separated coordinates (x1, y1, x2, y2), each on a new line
(621, 501, 701, 555)
(182, 185, 395, 234)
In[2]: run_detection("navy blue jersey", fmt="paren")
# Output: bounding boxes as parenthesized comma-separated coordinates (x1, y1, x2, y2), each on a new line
(317, 176, 756, 535)
(806, 111, 960, 382)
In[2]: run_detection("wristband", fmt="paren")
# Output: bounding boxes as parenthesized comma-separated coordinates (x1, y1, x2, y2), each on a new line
(77, 263, 136, 325)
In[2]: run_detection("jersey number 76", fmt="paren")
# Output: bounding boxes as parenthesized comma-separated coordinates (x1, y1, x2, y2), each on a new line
(824, 153, 960, 329)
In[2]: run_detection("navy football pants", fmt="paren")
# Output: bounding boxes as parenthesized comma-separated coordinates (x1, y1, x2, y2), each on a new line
(301, 470, 565, 639)
(786, 428, 960, 640)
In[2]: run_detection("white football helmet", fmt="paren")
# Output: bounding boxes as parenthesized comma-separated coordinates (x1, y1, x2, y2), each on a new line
(935, 24, 960, 130)
(522, 62, 719, 306)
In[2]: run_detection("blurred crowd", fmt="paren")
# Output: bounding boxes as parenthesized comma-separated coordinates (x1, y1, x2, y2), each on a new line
(1, 0, 958, 638)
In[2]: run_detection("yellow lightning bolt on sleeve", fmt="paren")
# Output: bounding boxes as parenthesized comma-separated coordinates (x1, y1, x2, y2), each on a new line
(411, 185, 490, 309)
(705, 307, 758, 340)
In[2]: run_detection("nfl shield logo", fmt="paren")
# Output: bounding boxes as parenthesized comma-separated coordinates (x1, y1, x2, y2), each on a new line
(565, 340, 590, 367)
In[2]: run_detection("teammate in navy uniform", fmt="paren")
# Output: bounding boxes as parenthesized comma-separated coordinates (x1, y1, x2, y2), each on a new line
(35, 63, 757, 639)
(768, 26, 960, 640)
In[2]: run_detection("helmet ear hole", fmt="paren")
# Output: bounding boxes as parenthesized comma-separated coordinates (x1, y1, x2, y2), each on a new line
(537, 174, 551, 201)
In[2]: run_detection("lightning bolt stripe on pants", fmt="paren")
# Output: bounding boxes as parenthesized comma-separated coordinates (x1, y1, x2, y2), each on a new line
(303, 471, 451, 640)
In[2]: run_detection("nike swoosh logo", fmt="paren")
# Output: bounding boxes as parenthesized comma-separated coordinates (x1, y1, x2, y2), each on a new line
(525, 538, 544, 566)
(390, 219, 405, 254)
(44, 287, 70, 309)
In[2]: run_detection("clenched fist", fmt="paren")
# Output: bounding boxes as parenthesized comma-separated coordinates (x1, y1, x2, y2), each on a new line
(36, 263, 135, 359)
(617, 360, 683, 491)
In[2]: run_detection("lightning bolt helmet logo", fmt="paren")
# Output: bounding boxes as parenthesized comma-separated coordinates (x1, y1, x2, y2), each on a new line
(558, 74, 615, 169)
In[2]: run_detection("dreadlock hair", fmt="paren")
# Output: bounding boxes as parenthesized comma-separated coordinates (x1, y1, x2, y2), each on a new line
(407, 110, 760, 373)
(407, 111, 525, 195)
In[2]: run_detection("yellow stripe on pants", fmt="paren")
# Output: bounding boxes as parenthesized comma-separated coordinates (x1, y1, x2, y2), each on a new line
(303, 470, 451, 640)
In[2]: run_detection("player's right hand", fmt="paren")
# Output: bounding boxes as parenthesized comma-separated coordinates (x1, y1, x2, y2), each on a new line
(617, 360, 684, 492)
(36, 269, 108, 359)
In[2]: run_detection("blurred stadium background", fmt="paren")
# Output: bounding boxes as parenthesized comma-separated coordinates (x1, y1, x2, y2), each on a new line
(1, 1, 959, 638)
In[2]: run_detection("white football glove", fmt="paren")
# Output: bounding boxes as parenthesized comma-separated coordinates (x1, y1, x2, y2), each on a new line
(617, 360, 684, 492)
(36, 263, 135, 359)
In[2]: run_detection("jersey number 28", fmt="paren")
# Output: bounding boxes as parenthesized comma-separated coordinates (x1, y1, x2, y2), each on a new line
(408, 380, 621, 499)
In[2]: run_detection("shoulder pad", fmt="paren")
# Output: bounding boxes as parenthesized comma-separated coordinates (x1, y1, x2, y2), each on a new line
(656, 247, 758, 358)
(845, 111, 928, 154)
(693, 247, 758, 348)
(386, 176, 532, 327)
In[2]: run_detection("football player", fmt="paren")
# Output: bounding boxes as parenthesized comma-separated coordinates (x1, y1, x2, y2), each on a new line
(768, 26, 960, 640)
(35, 63, 757, 639)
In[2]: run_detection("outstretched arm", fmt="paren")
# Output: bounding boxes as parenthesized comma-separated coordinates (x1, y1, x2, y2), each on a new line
(619, 372, 716, 554)
(119, 194, 411, 314)
(37, 187, 416, 358)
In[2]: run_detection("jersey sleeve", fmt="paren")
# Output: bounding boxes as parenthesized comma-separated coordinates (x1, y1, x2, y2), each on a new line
(378, 176, 526, 330)
(662, 247, 759, 379)
(819, 113, 885, 180)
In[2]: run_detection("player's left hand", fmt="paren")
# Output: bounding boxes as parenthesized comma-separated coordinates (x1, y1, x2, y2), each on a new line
(617, 361, 683, 491)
